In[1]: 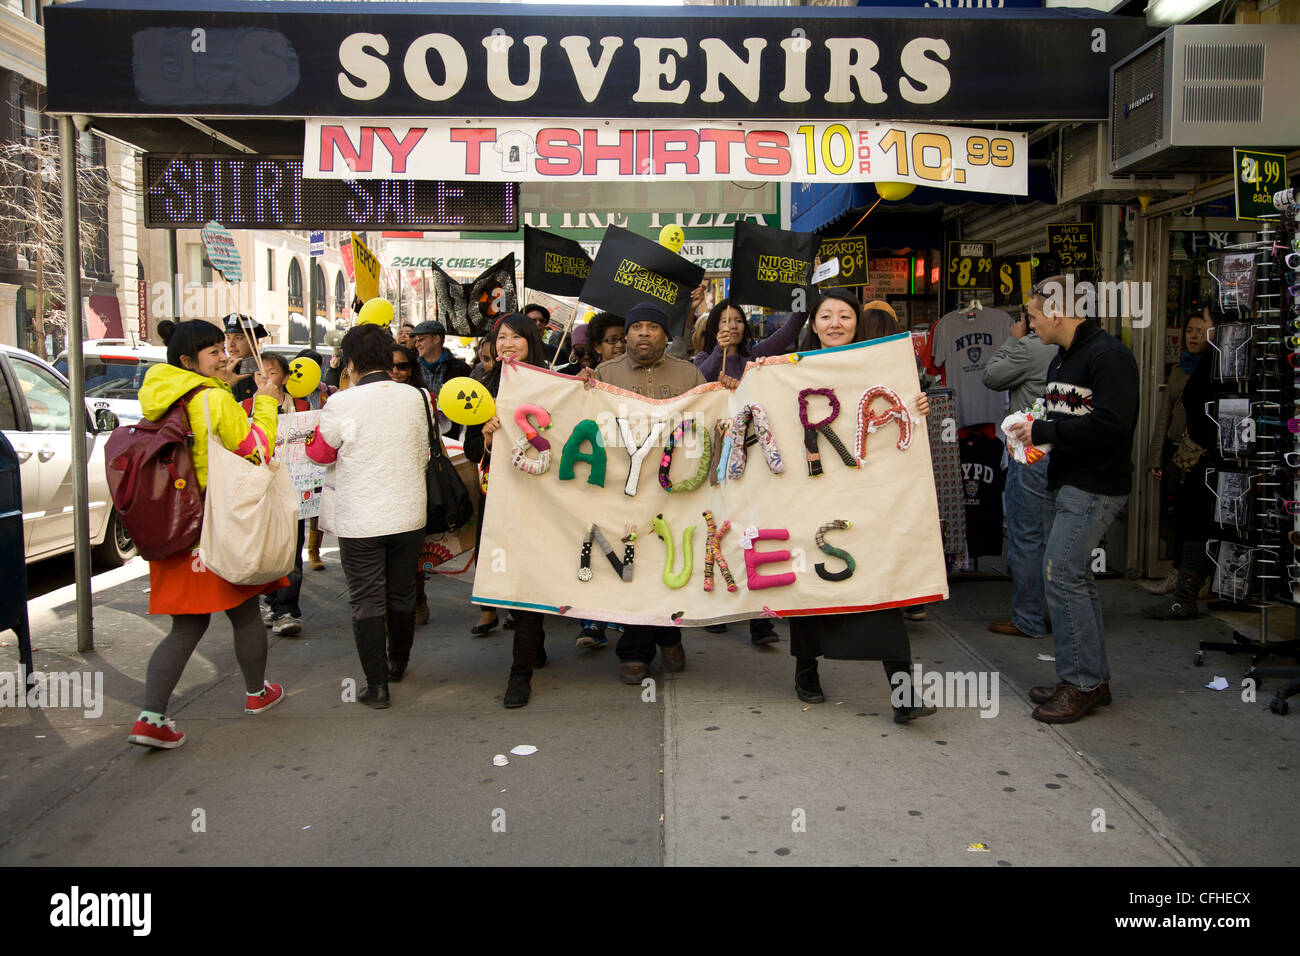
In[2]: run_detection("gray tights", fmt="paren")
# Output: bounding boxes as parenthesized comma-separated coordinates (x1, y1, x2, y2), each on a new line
(143, 595, 267, 714)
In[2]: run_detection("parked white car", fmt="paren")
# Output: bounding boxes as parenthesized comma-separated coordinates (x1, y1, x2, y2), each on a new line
(53, 339, 168, 425)
(1, 344, 135, 567)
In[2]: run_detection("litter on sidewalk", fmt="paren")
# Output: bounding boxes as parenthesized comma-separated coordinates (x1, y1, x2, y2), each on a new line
(1206, 676, 1230, 691)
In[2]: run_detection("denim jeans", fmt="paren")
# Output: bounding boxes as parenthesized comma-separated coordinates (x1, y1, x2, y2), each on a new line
(1004, 456, 1054, 637)
(1044, 485, 1127, 691)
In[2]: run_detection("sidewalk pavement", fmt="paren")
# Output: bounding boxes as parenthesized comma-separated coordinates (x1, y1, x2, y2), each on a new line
(2, 550, 1297, 866)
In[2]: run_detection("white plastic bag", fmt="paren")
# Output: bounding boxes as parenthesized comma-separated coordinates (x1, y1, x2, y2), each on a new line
(198, 391, 297, 586)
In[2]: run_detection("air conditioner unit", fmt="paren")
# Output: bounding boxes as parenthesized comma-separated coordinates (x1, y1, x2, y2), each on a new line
(1058, 122, 1196, 203)
(1110, 24, 1300, 174)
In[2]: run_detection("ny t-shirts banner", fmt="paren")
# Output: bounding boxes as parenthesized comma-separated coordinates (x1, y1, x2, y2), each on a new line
(728, 220, 817, 310)
(580, 225, 705, 336)
(523, 225, 593, 297)
(303, 119, 1029, 195)
(472, 334, 948, 627)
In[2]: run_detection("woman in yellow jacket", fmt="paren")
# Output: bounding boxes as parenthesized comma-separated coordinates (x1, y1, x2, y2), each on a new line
(127, 320, 288, 750)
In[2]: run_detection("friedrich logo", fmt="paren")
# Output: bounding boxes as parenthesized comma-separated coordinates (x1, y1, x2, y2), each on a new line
(49, 886, 152, 936)
(1123, 92, 1153, 118)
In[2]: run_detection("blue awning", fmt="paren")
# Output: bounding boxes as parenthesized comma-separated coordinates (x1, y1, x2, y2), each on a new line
(791, 163, 1058, 236)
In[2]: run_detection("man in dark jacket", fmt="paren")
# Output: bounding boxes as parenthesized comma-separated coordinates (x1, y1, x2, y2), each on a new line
(1007, 276, 1139, 724)
(410, 319, 472, 437)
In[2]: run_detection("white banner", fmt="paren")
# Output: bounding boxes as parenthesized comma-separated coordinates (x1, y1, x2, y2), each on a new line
(304, 119, 1028, 194)
(472, 335, 948, 627)
(273, 410, 324, 519)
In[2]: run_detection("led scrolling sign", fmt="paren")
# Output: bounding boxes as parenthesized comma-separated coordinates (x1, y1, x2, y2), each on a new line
(143, 155, 519, 230)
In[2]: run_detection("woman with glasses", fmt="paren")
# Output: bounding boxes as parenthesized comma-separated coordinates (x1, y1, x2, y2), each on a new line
(588, 313, 627, 367)
(388, 344, 433, 626)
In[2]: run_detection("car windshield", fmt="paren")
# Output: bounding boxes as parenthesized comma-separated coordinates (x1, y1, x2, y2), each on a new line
(56, 357, 162, 400)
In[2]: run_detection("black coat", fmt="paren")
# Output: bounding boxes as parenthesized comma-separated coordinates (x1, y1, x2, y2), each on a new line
(788, 609, 912, 661)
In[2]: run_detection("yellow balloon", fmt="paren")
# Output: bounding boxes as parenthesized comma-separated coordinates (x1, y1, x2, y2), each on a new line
(357, 298, 395, 327)
(875, 181, 916, 202)
(658, 224, 685, 254)
(438, 376, 496, 426)
(459, 336, 474, 348)
(286, 357, 321, 398)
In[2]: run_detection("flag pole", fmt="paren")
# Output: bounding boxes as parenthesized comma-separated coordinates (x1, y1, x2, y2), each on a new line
(549, 303, 582, 370)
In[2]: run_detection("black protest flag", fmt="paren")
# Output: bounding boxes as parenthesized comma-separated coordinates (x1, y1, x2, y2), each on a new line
(428, 260, 471, 336)
(467, 253, 518, 334)
(524, 226, 592, 297)
(580, 225, 704, 337)
(728, 220, 817, 310)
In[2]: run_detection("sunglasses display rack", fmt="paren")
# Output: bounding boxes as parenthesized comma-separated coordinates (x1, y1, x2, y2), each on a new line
(1198, 212, 1300, 700)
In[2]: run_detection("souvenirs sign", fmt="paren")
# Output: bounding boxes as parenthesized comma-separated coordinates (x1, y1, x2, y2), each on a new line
(472, 335, 948, 627)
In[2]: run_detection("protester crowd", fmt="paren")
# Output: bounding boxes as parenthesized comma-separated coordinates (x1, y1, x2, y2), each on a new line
(126, 275, 1141, 750)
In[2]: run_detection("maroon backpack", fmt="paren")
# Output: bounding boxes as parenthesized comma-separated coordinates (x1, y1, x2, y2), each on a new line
(105, 386, 207, 561)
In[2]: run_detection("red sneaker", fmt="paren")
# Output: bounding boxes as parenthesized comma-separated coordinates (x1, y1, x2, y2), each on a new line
(245, 681, 285, 715)
(127, 717, 185, 749)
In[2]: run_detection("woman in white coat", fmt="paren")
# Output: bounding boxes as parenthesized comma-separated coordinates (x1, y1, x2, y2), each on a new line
(306, 324, 430, 708)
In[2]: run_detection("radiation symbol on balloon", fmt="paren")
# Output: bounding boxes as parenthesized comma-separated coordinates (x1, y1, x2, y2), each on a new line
(437, 375, 495, 426)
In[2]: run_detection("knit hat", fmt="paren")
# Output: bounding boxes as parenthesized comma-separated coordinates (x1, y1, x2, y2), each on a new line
(625, 302, 671, 335)
(571, 323, 590, 347)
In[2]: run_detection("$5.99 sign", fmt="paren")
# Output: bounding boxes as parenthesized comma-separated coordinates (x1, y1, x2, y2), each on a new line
(946, 241, 995, 291)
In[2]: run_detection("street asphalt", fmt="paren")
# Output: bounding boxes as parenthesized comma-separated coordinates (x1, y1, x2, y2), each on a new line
(2, 545, 1297, 867)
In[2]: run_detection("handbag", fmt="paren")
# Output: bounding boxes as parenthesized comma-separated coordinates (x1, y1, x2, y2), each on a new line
(197, 391, 298, 586)
(1170, 432, 1208, 480)
(421, 389, 475, 534)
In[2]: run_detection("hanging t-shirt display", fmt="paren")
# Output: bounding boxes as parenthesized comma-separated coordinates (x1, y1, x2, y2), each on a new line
(930, 307, 1014, 428)
(959, 435, 1006, 558)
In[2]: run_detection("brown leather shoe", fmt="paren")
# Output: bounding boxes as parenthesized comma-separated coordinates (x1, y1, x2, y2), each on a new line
(988, 620, 1040, 638)
(619, 662, 648, 685)
(661, 643, 686, 673)
(1032, 683, 1112, 723)
(1029, 682, 1067, 704)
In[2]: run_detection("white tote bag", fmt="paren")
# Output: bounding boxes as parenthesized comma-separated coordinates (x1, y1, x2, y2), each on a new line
(198, 391, 298, 586)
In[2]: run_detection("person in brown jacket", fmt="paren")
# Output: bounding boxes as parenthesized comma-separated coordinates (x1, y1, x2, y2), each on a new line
(585, 302, 706, 683)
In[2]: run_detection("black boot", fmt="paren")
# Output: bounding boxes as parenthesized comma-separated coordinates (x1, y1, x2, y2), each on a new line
(353, 616, 390, 709)
(505, 611, 545, 708)
(886, 659, 936, 723)
(387, 609, 416, 682)
(795, 657, 825, 703)
(1142, 541, 1207, 621)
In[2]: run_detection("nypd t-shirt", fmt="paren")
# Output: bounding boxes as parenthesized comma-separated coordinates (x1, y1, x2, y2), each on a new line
(959, 435, 1006, 558)
(931, 307, 1013, 428)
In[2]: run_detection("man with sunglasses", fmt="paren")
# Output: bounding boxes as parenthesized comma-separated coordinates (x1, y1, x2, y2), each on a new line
(1006, 277, 1139, 724)
(983, 304, 1057, 641)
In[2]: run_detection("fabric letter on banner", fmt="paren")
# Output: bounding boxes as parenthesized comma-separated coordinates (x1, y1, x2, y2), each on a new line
(559, 419, 607, 486)
(617, 418, 666, 497)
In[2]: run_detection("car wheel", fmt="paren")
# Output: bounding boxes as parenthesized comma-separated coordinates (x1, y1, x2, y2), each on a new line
(92, 508, 138, 569)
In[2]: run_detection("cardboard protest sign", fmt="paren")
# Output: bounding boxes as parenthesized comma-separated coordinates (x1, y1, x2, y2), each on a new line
(351, 232, 380, 304)
(728, 220, 816, 310)
(472, 334, 948, 627)
(272, 410, 324, 519)
(580, 225, 704, 336)
(524, 226, 592, 297)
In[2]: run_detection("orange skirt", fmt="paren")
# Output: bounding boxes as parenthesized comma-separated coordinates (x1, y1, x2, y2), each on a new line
(148, 548, 289, 616)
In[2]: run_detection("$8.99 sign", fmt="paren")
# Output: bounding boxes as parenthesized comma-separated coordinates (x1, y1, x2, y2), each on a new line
(946, 241, 995, 291)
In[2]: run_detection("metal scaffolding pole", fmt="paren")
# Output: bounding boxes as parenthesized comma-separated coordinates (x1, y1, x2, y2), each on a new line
(59, 115, 93, 652)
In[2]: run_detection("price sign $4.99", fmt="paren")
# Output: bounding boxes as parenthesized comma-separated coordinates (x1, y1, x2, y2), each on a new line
(947, 241, 995, 291)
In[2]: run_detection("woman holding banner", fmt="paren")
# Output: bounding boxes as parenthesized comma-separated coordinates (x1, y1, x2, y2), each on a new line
(694, 299, 808, 386)
(462, 313, 552, 708)
(694, 299, 808, 646)
(790, 292, 937, 723)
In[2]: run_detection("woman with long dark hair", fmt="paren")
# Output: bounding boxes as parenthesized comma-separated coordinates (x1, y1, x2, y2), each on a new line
(788, 291, 937, 723)
(462, 312, 550, 707)
(390, 343, 426, 391)
(694, 298, 808, 385)
(127, 320, 287, 750)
